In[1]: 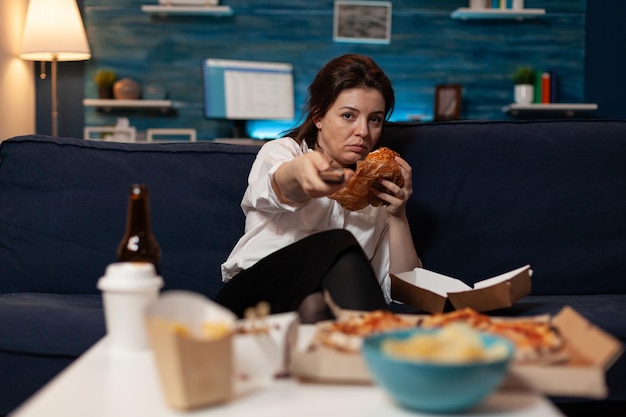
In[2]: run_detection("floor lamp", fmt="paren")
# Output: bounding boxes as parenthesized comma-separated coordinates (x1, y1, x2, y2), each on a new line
(20, 0, 91, 137)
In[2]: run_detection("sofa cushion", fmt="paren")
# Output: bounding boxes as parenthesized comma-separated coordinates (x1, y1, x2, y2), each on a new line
(0, 350, 74, 415)
(0, 136, 259, 299)
(381, 120, 626, 295)
(0, 293, 104, 356)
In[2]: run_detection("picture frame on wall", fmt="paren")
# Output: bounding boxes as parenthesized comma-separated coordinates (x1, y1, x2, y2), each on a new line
(434, 84, 462, 121)
(333, 1, 392, 44)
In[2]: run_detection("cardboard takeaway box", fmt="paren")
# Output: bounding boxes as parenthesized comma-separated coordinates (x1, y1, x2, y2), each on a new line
(145, 291, 236, 411)
(145, 291, 300, 411)
(390, 265, 532, 313)
(288, 306, 623, 398)
(505, 306, 623, 398)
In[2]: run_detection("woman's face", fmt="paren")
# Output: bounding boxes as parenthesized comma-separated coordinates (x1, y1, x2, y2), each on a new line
(314, 87, 386, 167)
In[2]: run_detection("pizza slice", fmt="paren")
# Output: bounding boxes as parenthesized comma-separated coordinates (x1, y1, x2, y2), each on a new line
(418, 308, 568, 364)
(317, 310, 418, 353)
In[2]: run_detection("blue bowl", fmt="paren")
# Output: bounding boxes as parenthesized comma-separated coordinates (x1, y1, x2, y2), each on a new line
(361, 328, 514, 413)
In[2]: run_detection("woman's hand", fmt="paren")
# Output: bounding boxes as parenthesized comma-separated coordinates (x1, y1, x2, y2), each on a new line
(273, 152, 354, 204)
(370, 156, 413, 217)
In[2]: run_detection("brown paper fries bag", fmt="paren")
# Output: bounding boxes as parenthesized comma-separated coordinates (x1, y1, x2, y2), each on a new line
(145, 290, 236, 410)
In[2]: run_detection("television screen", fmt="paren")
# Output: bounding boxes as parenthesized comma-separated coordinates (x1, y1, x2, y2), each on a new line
(203, 59, 295, 121)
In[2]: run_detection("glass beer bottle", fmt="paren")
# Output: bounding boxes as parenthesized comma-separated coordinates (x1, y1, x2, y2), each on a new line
(117, 184, 161, 273)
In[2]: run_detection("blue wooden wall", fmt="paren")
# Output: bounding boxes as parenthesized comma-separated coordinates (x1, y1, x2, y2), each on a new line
(83, 0, 586, 140)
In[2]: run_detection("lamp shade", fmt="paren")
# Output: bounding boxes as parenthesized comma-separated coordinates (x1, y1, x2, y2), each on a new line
(20, 0, 91, 62)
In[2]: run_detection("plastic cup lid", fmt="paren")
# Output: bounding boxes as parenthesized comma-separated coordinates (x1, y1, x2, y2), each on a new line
(97, 262, 163, 291)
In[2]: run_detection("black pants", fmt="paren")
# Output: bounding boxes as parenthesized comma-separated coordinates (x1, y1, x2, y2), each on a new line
(216, 229, 387, 318)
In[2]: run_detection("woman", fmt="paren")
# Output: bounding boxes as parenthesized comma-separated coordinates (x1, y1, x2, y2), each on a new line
(217, 54, 421, 322)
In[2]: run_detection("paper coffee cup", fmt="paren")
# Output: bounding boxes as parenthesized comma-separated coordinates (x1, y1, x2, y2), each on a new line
(97, 262, 163, 353)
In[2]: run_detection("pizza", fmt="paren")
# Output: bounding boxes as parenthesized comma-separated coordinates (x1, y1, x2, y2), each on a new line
(314, 307, 567, 364)
(317, 310, 418, 353)
(418, 308, 568, 364)
(417, 307, 492, 329)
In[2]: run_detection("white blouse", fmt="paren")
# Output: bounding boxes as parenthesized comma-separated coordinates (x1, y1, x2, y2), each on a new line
(220, 137, 393, 303)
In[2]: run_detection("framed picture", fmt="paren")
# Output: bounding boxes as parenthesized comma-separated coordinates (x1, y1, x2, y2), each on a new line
(333, 1, 392, 44)
(434, 84, 462, 121)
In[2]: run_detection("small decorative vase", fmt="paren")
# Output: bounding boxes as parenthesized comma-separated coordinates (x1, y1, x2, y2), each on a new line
(113, 78, 141, 100)
(514, 84, 534, 105)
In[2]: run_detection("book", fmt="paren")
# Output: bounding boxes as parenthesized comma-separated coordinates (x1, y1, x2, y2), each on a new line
(541, 72, 551, 104)
(549, 70, 559, 103)
(533, 70, 543, 104)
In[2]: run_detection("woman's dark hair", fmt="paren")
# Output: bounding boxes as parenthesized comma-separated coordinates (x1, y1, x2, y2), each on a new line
(284, 54, 395, 149)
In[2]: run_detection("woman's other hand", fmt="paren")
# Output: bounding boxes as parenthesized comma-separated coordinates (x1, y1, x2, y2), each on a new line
(370, 156, 413, 217)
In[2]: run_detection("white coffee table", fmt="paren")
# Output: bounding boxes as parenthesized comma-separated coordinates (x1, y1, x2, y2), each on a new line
(10, 336, 564, 417)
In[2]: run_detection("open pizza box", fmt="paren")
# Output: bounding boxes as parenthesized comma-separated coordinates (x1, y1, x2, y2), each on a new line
(504, 306, 623, 398)
(287, 294, 419, 385)
(288, 304, 623, 398)
(390, 265, 532, 313)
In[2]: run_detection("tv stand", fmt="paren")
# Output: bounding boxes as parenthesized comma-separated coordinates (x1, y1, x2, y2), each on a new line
(232, 120, 249, 138)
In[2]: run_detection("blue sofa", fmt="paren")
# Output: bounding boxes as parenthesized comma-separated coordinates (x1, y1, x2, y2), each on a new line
(1, 120, 625, 416)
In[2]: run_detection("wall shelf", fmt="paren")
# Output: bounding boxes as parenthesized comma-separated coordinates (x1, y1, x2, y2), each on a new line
(83, 99, 175, 112)
(451, 8, 545, 20)
(503, 103, 598, 117)
(140, 5, 233, 16)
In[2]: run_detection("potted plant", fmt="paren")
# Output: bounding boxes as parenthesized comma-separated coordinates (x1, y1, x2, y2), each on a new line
(512, 67, 535, 105)
(94, 69, 117, 99)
